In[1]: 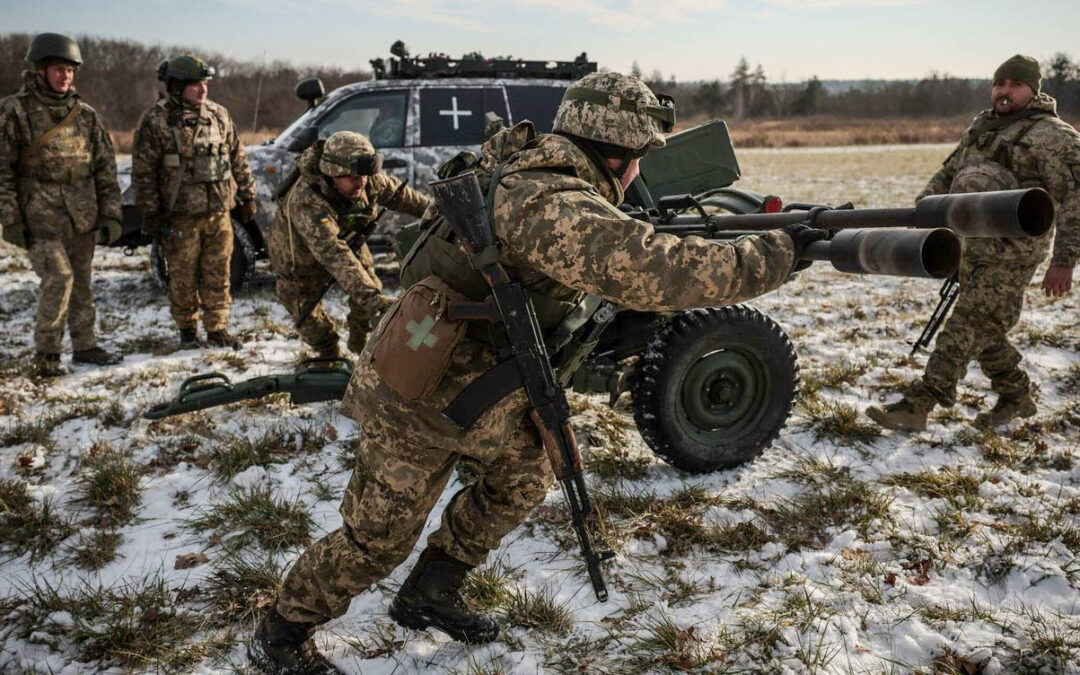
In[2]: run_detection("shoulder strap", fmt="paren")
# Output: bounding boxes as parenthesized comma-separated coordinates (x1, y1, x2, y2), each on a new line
(17, 104, 80, 173)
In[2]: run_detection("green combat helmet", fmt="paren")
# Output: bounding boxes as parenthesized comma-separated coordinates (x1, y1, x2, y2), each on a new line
(319, 131, 383, 177)
(25, 32, 82, 67)
(156, 54, 215, 86)
(553, 71, 674, 155)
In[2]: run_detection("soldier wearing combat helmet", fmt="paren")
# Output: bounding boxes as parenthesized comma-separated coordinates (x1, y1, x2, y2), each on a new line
(267, 130, 431, 359)
(132, 54, 256, 350)
(868, 54, 1080, 431)
(0, 32, 124, 376)
(249, 71, 818, 673)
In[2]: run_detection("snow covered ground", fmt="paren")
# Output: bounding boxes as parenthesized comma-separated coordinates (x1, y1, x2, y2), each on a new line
(1, 144, 1078, 674)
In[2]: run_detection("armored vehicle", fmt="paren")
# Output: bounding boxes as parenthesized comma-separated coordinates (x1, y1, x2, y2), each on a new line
(112, 43, 596, 292)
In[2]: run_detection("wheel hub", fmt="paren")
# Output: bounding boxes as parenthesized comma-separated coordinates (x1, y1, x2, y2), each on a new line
(679, 347, 769, 441)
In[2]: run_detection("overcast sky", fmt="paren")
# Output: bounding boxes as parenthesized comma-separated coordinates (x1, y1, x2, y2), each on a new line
(4, 0, 1078, 82)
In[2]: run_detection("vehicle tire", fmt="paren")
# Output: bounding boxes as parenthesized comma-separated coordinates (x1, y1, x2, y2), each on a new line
(631, 305, 798, 474)
(149, 220, 257, 293)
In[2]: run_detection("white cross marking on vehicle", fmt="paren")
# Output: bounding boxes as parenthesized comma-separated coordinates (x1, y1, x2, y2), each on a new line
(439, 96, 473, 130)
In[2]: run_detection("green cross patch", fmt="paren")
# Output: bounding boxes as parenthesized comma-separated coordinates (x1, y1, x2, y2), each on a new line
(406, 315, 438, 351)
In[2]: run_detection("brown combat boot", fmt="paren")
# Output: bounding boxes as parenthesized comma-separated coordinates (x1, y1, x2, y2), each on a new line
(865, 397, 931, 432)
(72, 346, 123, 366)
(974, 393, 1037, 429)
(206, 329, 242, 350)
(389, 547, 499, 644)
(34, 352, 67, 378)
(247, 608, 340, 675)
(178, 328, 201, 350)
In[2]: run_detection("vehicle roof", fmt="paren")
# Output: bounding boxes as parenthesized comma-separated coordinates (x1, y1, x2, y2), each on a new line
(320, 76, 572, 107)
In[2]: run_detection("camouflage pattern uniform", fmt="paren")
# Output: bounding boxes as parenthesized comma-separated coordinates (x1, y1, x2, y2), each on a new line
(0, 71, 121, 356)
(904, 92, 1080, 410)
(273, 76, 794, 626)
(131, 94, 255, 333)
(268, 135, 430, 356)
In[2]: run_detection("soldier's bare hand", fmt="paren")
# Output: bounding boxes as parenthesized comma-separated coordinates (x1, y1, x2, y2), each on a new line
(1041, 264, 1074, 297)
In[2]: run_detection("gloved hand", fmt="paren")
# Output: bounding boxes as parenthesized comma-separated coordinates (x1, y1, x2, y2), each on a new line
(141, 212, 162, 236)
(239, 199, 257, 223)
(1, 220, 28, 249)
(96, 216, 123, 245)
(782, 224, 829, 273)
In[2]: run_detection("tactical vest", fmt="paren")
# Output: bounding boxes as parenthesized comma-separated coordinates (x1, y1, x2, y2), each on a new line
(400, 151, 584, 349)
(159, 101, 233, 213)
(957, 110, 1052, 184)
(15, 95, 93, 185)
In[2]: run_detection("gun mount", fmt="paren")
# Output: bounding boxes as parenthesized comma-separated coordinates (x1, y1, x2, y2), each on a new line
(369, 41, 596, 81)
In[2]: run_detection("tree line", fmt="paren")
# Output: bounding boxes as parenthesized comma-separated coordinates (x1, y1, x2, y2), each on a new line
(3, 33, 1079, 132)
(0, 33, 370, 133)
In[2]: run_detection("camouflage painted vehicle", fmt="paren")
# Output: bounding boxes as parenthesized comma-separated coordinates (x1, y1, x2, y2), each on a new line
(113, 44, 595, 292)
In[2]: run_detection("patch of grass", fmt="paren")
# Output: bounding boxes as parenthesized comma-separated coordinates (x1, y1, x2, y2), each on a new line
(771, 452, 852, 487)
(1, 414, 57, 447)
(1058, 364, 1080, 396)
(506, 585, 574, 635)
(203, 553, 284, 626)
(586, 443, 651, 481)
(809, 359, 870, 393)
(765, 481, 893, 550)
(0, 485, 75, 560)
(187, 485, 314, 552)
(800, 396, 881, 445)
(630, 613, 723, 671)
(881, 466, 983, 509)
(116, 332, 178, 356)
(74, 444, 144, 526)
(461, 560, 515, 610)
(708, 521, 773, 554)
(213, 426, 294, 481)
(63, 529, 124, 571)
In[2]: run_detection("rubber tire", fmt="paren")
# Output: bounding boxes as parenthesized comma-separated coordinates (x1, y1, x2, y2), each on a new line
(150, 219, 257, 293)
(632, 305, 798, 474)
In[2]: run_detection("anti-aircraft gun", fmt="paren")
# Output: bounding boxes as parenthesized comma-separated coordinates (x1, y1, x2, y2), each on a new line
(144, 120, 1053, 475)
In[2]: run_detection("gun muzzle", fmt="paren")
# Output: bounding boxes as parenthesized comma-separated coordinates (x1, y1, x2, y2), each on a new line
(915, 188, 1053, 238)
(803, 227, 960, 279)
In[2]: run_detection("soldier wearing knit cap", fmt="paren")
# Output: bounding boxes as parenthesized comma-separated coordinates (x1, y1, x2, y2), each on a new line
(868, 54, 1080, 432)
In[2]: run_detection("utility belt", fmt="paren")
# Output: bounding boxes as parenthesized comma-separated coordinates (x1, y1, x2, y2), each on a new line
(369, 274, 613, 429)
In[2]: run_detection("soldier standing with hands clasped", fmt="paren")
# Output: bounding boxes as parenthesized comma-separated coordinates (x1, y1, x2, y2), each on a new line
(248, 71, 822, 674)
(868, 55, 1080, 432)
(268, 130, 430, 359)
(132, 54, 256, 350)
(0, 33, 123, 377)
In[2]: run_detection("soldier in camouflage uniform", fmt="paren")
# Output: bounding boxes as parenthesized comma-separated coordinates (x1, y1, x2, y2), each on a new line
(132, 54, 256, 350)
(0, 33, 123, 377)
(868, 55, 1080, 431)
(249, 72, 818, 674)
(268, 131, 430, 359)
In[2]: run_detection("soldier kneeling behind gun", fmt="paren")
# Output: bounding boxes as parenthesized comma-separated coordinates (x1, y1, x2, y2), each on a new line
(268, 131, 431, 359)
(248, 71, 827, 674)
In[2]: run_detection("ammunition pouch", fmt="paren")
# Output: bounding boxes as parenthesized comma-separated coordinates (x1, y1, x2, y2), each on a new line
(370, 275, 468, 401)
(190, 148, 231, 183)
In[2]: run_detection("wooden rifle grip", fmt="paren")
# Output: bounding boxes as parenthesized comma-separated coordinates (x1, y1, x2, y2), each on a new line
(530, 409, 567, 480)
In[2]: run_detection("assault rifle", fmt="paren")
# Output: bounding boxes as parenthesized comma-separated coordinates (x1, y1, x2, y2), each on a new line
(296, 179, 409, 329)
(429, 172, 614, 602)
(642, 188, 1054, 279)
(911, 273, 960, 356)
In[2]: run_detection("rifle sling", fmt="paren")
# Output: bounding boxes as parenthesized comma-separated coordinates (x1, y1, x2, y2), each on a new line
(443, 359, 523, 430)
(17, 103, 81, 174)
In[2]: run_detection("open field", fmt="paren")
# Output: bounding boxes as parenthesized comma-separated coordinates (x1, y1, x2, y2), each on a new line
(1, 144, 1078, 674)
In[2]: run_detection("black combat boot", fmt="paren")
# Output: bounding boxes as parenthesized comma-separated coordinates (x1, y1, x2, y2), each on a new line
(248, 608, 341, 675)
(206, 329, 242, 350)
(34, 352, 67, 378)
(178, 328, 200, 350)
(389, 547, 499, 644)
(72, 346, 124, 366)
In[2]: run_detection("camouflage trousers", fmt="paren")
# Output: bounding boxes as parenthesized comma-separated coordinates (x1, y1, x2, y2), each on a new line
(906, 257, 1040, 408)
(27, 227, 98, 353)
(275, 356, 553, 625)
(161, 211, 232, 332)
(275, 272, 383, 355)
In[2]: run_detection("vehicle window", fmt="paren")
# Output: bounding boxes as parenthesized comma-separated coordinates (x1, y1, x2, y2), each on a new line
(317, 90, 409, 148)
(419, 88, 508, 146)
(505, 85, 566, 133)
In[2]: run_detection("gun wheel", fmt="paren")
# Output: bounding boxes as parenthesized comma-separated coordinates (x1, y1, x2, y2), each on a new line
(632, 305, 798, 474)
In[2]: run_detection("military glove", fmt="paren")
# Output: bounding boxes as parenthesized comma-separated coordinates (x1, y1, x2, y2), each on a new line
(96, 217, 123, 245)
(782, 224, 829, 273)
(141, 212, 162, 236)
(1, 220, 28, 249)
(239, 199, 257, 223)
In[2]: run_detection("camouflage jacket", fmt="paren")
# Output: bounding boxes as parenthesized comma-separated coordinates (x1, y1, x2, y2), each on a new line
(268, 143, 430, 298)
(0, 71, 121, 240)
(131, 97, 255, 218)
(490, 125, 794, 312)
(919, 93, 1080, 266)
